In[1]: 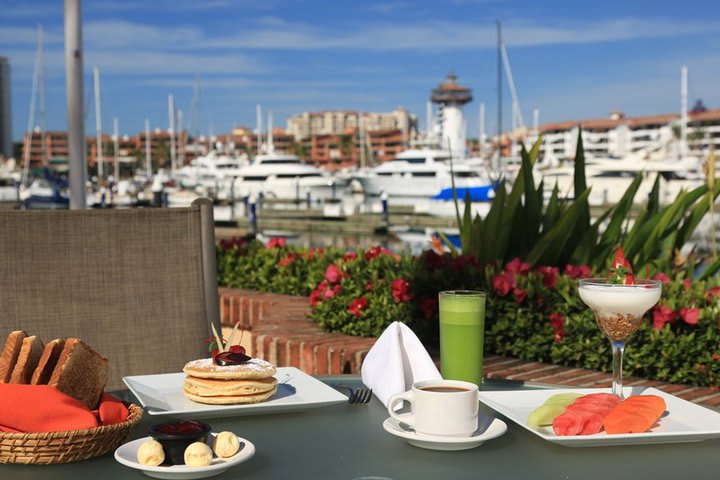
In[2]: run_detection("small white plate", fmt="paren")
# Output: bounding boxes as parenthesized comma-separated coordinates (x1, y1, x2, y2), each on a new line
(478, 386, 720, 447)
(382, 415, 507, 451)
(123, 366, 347, 418)
(114, 433, 255, 479)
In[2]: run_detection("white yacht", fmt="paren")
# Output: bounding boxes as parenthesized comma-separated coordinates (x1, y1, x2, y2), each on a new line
(355, 147, 492, 198)
(535, 154, 706, 206)
(231, 153, 347, 201)
(176, 151, 248, 195)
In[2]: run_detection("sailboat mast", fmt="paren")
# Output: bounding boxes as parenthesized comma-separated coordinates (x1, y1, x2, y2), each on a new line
(479, 102, 485, 153)
(497, 20, 503, 166)
(359, 113, 365, 169)
(267, 110, 274, 154)
(38, 25, 46, 167)
(177, 109, 184, 166)
(256, 104, 262, 156)
(144, 119, 151, 176)
(113, 116, 119, 180)
(680, 65, 688, 159)
(93, 66, 103, 180)
(23, 25, 41, 181)
(168, 93, 176, 177)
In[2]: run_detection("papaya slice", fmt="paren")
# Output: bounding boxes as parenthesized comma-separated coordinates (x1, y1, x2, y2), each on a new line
(603, 395, 667, 434)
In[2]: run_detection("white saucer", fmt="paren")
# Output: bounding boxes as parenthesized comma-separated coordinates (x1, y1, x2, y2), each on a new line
(382, 416, 507, 451)
(114, 433, 255, 479)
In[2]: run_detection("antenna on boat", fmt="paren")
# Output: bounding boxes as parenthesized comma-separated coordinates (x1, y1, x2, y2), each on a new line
(177, 109, 184, 166)
(426, 101, 432, 140)
(680, 65, 688, 160)
(93, 65, 103, 180)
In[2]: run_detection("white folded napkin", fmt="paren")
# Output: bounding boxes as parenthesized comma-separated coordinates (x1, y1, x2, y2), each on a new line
(361, 321, 441, 408)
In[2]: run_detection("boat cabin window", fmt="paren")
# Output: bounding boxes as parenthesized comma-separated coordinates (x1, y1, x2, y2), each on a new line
(258, 159, 300, 165)
(0, 178, 14, 187)
(276, 173, 322, 179)
(592, 171, 636, 178)
(396, 157, 426, 164)
(243, 176, 267, 182)
(412, 172, 436, 177)
(377, 172, 394, 177)
(453, 171, 478, 178)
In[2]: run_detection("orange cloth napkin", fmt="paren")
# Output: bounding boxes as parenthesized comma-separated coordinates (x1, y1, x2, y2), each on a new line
(0, 384, 129, 433)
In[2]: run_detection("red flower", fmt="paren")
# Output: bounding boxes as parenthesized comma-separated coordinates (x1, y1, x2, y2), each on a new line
(325, 264, 342, 283)
(423, 250, 446, 271)
(278, 254, 297, 267)
(683, 278, 692, 291)
(653, 272, 671, 285)
(653, 304, 677, 330)
(219, 237, 245, 252)
(506, 258, 531, 275)
(707, 286, 720, 302)
(342, 252, 358, 262)
(492, 271, 516, 297)
(513, 288, 527, 304)
(564, 264, 591, 279)
(324, 284, 342, 300)
(364, 246, 391, 261)
(265, 237, 287, 249)
(549, 312, 565, 330)
(418, 296, 438, 320)
(364, 280, 374, 292)
(348, 297, 368, 317)
(679, 307, 700, 325)
(537, 266, 560, 288)
(391, 278, 413, 303)
(310, 288, 323, 307)
(549, 313, 565, 342)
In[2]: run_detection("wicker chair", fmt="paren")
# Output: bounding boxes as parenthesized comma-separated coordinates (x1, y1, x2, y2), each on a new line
(0, 198, 221, 390)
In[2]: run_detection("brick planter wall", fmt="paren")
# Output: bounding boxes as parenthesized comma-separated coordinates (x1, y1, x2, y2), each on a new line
(219, 288, 375, 375)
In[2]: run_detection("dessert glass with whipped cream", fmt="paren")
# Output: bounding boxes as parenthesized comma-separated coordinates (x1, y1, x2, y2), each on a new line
(578, 278, 662, 398)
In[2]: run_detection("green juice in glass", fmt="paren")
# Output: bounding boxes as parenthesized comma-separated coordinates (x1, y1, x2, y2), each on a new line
(439, 290, 486, 386)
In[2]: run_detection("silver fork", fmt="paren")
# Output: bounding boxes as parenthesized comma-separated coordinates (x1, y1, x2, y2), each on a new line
(347, 387, 373, 405)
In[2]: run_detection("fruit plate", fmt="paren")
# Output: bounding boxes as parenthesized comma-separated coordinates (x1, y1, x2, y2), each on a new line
(123, 367, 347, 418)
(478, 386, 720, 447)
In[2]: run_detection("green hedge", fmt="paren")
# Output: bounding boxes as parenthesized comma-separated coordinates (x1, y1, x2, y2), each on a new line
(217, 239, 720, 387)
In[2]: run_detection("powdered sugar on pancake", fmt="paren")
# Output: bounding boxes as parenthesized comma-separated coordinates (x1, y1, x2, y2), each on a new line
(183, 357, 276, 379)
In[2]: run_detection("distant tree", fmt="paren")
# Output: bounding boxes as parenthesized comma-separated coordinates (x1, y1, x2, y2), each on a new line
(338, 134, 354, 163)
(12, 142, 22, 161)
(155, 138, 170, 168)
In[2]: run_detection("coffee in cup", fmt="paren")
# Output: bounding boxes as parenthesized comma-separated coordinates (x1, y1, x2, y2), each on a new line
(387, 379, 479, 437)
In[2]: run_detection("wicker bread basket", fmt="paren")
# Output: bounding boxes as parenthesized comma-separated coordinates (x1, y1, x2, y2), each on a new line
(0, 403, 143, 464)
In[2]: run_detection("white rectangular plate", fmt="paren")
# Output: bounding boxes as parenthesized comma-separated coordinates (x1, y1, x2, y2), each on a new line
(123, 367, 347, 418)
(478, 386, 720, 447)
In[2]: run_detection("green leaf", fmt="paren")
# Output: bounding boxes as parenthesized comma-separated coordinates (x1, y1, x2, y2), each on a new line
(526, 188, 592, 266)
(699, 256, 720, 280)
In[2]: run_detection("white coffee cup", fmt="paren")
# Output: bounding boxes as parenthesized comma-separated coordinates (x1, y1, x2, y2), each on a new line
(387, 379, 479, 437)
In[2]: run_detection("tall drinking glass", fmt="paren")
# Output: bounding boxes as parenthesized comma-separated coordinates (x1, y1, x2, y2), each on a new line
(578, 279, 662, 398)
(439, 290, 486, 386)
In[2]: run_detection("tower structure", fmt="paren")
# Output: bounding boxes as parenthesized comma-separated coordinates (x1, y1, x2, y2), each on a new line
(430, 72, 472, 158)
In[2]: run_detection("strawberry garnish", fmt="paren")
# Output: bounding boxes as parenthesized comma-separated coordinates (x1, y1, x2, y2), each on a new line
(229, 345, 246, 355)
(608, 246, 635, 285)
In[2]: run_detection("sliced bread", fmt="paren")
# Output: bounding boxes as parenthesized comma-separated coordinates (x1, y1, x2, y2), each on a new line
(48, 338, 109, 410)
(9, 335, 45, 384)
(0, 331, 28, 383)
(30, 338, 65, 385)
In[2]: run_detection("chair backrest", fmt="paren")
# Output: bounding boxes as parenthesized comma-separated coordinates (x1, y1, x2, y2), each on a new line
(0, 198, 220, 390)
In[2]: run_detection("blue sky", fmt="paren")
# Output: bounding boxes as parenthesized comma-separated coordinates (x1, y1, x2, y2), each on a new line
(2, 0, 719, 142)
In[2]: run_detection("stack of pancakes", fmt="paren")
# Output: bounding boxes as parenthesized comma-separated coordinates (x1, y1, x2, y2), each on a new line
(182, 357, 277, 405)
(0, 330, 108, 409)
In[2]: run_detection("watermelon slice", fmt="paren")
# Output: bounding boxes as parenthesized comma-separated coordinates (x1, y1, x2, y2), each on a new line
(552, 394, 621, 436)
(608, 246, 635, 285)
